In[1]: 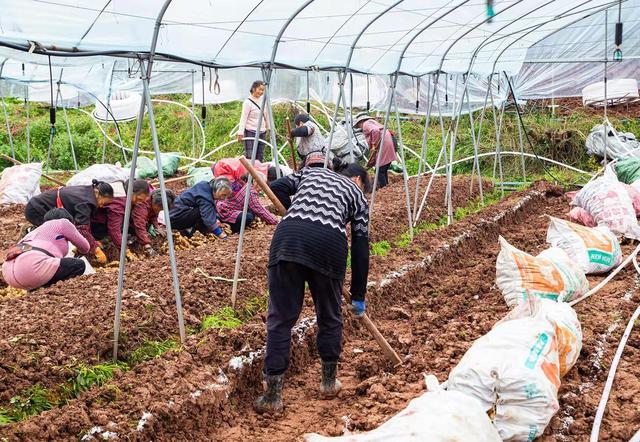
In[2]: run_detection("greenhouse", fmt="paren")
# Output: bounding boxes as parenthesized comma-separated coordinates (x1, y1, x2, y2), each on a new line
(0, 0, 639, 440)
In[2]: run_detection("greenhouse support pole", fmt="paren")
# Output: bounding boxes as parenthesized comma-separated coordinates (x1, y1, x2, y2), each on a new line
(414, 82, 450, 225)
(338, 77, 355, 162)
(603, 8, 609, 167)
(465, 86, 484, 203)
(394, 97, 414, 239)
(445, 76, 470, 225)
(368, 73, 397, 228)
(322, 71, 345, 169)
(0, 82, 15, 159)
(102, 71, 116, 163)
(231, 0, 315, 308)
(490, 86, 505, 194)
(412, 73, 436, 220)
(264, 81, 282, 178)
(114, 0, 185, 359)
(25, 86, 31, 162)
(59, 88, 79, 171)
(508, 73, 526, 182)
(191, 70, 196, 158)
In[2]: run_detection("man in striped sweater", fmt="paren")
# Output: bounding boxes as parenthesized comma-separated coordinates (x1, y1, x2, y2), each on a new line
(255, 164, 372, 413)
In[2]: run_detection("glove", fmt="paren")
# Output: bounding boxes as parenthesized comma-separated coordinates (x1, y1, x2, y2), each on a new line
(125, 249, 136, 262)
(144, 244, 158, 257)
(94, 247, 107, 265)
(147, 225, 158, 238)
(351, 300, 366, 317)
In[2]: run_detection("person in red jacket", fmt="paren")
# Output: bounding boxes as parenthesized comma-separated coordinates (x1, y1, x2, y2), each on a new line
(212, 157, 277, 184)
(132, 188, 176, 254)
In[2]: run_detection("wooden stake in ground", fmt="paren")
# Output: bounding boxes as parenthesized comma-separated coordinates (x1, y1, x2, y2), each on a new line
(243, 156, 403, 367)
(0, 153, 66, 187)
(284, 118, 298, 171)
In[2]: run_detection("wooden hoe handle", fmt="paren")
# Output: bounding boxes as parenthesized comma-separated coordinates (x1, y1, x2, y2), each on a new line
(239, 156, 287, 216)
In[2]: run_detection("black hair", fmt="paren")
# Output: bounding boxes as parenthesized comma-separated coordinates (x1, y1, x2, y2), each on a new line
(91, 179, 114, 198)
(125, 179, 151, 196)
(43, 207, 74, 223)
(267, 166, 278, 183)
(335, 162, 373, 194)
(294, 114, 310, 126)
(250, 80, 265, 94)
(150, 189, 176, 209)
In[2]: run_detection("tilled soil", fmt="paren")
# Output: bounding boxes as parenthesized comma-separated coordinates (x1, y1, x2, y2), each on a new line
(0, 176, 486, 410)
(2, 180, 637, 441)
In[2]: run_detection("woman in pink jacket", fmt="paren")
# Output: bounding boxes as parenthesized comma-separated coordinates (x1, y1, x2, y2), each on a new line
(2, 208, 90, 290)
(237, 80, 270, 162)
(353, 113, 397, 188)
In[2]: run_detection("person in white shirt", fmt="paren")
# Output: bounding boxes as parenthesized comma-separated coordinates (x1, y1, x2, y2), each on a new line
(237, 80, 270, 162)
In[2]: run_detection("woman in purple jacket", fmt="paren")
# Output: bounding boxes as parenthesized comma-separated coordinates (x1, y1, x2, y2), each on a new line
(2, 208, 91, 290)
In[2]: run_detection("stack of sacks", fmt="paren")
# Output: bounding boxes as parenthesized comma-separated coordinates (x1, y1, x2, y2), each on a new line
(547, 217, 622, 274)
(570, 166, 640, 238)
(304, 376, 501, 442)
(447, 298, 582, 441)
(67, 163, 130, 186)
(496, 236, 589, 308)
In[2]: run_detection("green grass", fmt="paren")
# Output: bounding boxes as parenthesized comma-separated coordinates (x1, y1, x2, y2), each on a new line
(68, 362, 129, 398)
(127, 340, 178, 366)
(200, 307, 243, 330)
(239, 294, 268, 320)
(370, 240, 392, 256)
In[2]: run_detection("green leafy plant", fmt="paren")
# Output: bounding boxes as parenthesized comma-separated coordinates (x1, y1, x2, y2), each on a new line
(370, 240, 392, 256)
(201, 307, 243, 330)
(69, 362, 128, 398)
(240, 295, 269, 320)
(128, 340, 177, 366)
(8, 385, 56, 421)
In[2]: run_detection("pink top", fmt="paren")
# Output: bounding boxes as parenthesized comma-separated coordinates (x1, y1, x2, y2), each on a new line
(238, 97, 270, 133)
(2, 219, 90, 290)
(362, 119, 397, 166)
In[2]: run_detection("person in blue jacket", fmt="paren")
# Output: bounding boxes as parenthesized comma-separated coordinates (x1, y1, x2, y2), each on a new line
(169, 177, 232, 239)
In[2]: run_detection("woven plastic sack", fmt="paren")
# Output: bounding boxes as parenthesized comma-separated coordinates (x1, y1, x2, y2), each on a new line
(66, 164, 130, 186)
(572, 166, 640, 239)
(547, 217, 622, 274)
(568, 207, 596, 227)
(186, 166, 213, 187)
(159, 152, 180, 178)
(496, 236, 589, 308)
(0, 162, 41, 204)
(128, 156, 157, 179)
(623, 183, 640, 216)
(447, 304, 562, 441)
(615, 157, 640, 184)
(304, 376, 501, 442)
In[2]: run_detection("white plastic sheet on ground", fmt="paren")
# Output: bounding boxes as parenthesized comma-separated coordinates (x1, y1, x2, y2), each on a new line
(496, 236, 589, 307)
(546, 216, 622, 274)
(585, 124, 640, 161)
(572, 165, 640, 239)
(0, 162, 41, 204)
(447, 297, 582, 441)
(304, 376, 501, 442)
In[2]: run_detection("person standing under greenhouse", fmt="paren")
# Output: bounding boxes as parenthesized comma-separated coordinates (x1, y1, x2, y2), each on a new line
(254, 163, 371, 413)
(24, 180, 114, 265)
(353, 112, 397, 189)
(237, 80, 270, 162)
(2, 208, 90, 290)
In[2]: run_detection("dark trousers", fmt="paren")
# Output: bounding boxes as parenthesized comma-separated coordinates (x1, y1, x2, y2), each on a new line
(377, 163, 390, 189)
(44, 258, 85, 287)
(244, 129, 266, 163)
(264, 261, 343, 376)
(169, 205, 208, 234)
(90, 223, 109, 241)
(228, 212, 255, 233)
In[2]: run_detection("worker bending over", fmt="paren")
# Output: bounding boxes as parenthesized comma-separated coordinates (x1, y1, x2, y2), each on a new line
(288, 113, 327, 168)
(353, 113, 397, 188)
(134, 188, 176, 251)
(254, 163, 371, 413)
(2, 208, 90, 290)
(169, 178, 232, 239)
(25, 180, 114, 264)
(212, 157, 277, 184)
(216, 180, 278, 233)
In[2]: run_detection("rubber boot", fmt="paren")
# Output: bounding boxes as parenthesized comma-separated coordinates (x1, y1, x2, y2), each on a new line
(254, 374, 284, 413)
(320, 361, 342, 397)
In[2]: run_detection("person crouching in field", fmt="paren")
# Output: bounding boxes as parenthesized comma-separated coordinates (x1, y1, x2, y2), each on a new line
(2, 208, 90, 290)
(169, 177, 232, 239)
(216, 178, 278, 233)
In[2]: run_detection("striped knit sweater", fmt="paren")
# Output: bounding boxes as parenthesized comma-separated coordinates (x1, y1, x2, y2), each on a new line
(269, 167, 369, 301)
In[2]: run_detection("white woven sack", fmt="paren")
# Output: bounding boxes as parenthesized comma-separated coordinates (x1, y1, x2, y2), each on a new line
(304, 376, 501, 442)
(572, 166, 640, 239)
(66, 164, 130, 186)
(547, 217, 622, 274)
(447, 309, 561, 441)
(496, 237, 589, 308)
(0, 162, 42, 204)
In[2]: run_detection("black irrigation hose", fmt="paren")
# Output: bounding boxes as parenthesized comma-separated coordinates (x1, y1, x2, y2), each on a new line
(504, 73, 578, 188)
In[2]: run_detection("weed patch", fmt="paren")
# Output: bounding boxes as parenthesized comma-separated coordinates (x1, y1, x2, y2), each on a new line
(128, 340, 177, 366)
(201, 307, 243, 330)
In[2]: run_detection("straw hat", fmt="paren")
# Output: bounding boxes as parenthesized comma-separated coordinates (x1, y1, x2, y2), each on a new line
(352, 112, 373, 127)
